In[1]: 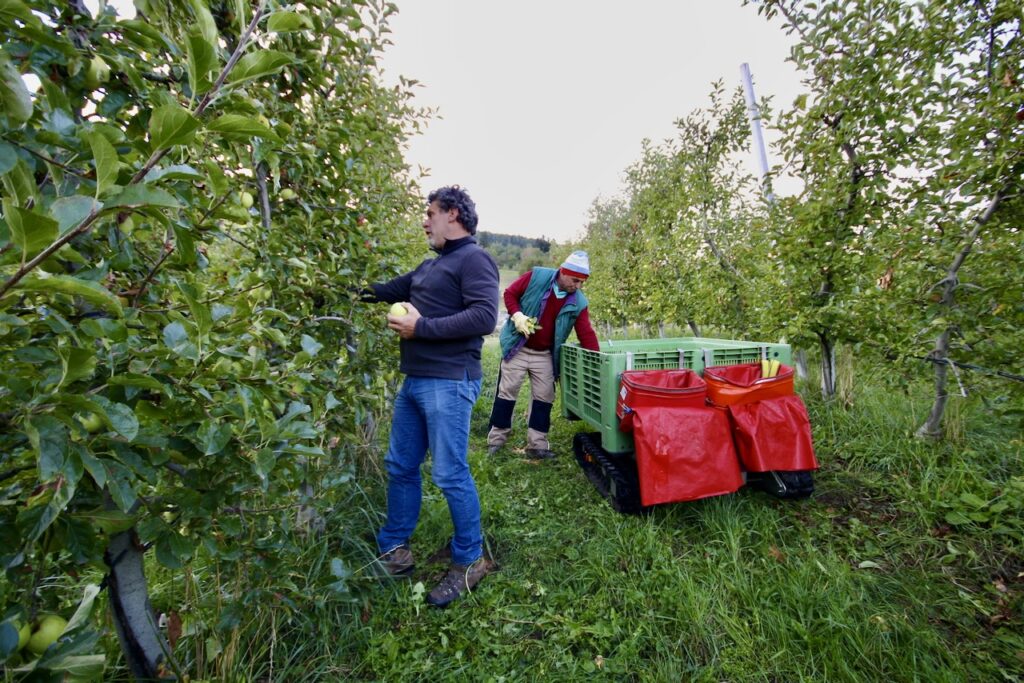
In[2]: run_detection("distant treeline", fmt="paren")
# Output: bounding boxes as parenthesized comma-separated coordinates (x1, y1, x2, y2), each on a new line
(477, 232, 553, 273)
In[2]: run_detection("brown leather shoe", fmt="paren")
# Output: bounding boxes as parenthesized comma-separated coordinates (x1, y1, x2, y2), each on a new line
(426, 558, 491, 607)
(380, 544, 414, 576)
(524, 448, 556, 460)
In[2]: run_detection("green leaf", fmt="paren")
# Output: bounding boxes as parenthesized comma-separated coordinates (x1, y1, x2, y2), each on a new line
(58, 346, 97, 387)
(177, 281, 212, 336)
(49, 195, 100, 235)
(13, 274, 124, 317)
(76, 445, 106, 489)
(105, 184, 181, 210)
(92, 396, 139, 441)
(104, 460, 137, 512)
(268, 10, 312, 32)
(149, 104, 201, 151)
(300, 334, 322, 356)
(43, 653, 106, 678)
(171, 222, 196, 266)
(72, 509, 135, 534)
(944, 510, 972, 525)
(118, 20, 171, 50)
(186, 0, 218, 45)
(144, 164, 203, 183)
(0, 621, 19, 658)
(156, 530, 193, 569)
(79, 316, 125, 341)
(204, 159, 228, 195)
(231, 0, 247, 32)
(0, 140, 17, 174)
(108, 373, 167, 393)
(27, 415, 69, 481)
(53, 391, 104, 418)
(163, 321, 199, 360)
(185, 30, 217, 95)
(64, 584, 101, 633)
(206, 114, 281, 142)
(959, 492, 988, 508)
(0, 51, 32, 125)
(3, 200, 58, 260)
(196, 419, 232, 455)
(254, 447, 276, 480)
(226, 50, 292, 85)
(3, 157, 37, 205)
(0, 0, 40, 29)
(84, 131, 119, 196)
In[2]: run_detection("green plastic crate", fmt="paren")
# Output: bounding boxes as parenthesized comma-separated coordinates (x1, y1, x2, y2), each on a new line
(560, 337, 792, 454)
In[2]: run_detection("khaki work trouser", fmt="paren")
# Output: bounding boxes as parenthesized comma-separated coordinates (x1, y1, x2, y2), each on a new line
(487, 347, 556, 450)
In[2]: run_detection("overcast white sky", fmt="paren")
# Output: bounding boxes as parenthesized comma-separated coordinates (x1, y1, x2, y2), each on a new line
(87, 0, 803, 244)
(378, 1, 803, 243)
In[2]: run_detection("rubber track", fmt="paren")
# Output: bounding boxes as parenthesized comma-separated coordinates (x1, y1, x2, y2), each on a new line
(573, 432, 815, 511)
(573, 432, 647, 514)
(746, 470, 815, 499)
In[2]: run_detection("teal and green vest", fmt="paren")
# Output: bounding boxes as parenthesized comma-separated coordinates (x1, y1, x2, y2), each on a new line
(499, 267, 589, 377)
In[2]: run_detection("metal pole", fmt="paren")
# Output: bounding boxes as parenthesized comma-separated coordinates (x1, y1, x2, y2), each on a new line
(740, 62, 774, 202)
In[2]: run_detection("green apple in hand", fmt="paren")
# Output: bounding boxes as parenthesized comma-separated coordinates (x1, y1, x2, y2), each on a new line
(388, 303, 408, 317)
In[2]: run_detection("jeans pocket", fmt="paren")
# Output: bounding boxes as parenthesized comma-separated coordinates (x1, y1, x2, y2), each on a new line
(457, 376, 482, 404)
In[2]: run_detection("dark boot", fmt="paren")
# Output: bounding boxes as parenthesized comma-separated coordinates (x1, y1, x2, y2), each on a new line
(426, 558, 492, 607)
(379, 544, 414, 576)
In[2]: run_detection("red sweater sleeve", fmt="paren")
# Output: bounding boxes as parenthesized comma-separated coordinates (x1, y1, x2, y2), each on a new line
(574, 307, 600, 351)
(503, 271, 532, 314)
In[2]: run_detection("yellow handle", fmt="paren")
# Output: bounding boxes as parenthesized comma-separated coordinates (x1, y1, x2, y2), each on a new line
(768, 359, 780, 378)
(761, 360, 771, 378)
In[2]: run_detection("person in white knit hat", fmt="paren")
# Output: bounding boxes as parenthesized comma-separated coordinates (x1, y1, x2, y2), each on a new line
(487, 250, 599, 459)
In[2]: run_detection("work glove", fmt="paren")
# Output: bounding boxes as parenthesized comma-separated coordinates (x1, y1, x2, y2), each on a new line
(511, 311, 532, 336)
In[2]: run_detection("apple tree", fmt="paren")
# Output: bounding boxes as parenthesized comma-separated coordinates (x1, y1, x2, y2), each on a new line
(754, 0, 1023, 427)
(0, 0, 423, 678)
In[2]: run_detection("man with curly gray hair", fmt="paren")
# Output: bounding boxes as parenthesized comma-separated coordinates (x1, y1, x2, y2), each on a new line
(363, 185, 499, 607)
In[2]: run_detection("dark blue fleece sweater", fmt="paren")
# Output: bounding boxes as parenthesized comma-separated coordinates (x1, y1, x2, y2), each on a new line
(371, 236, 499, 379)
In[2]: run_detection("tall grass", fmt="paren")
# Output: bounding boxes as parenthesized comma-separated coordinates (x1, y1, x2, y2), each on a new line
(100, 339, 1022, 682)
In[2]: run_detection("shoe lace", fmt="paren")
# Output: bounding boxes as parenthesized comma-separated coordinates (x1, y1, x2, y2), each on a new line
(435, 562, 482, 600)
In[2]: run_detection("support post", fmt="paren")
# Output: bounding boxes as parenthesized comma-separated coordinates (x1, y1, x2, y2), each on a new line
(740, 63, 774, 202)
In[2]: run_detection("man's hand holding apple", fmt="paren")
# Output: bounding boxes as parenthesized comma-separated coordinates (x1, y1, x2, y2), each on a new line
(387, 302, 420, 339)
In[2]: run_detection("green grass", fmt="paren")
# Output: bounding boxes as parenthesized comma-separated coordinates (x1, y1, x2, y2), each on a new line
(99, 341, 1023, 682)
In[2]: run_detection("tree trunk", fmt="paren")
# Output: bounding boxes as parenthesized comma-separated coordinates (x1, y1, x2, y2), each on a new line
(794, 348, 809, 380)
(916, 189, 1003, 438)
(687, 320, 702, 337)
(916, 328, 951, 439)
(818, 332, 836, 400)
(106, 529, 176, 681)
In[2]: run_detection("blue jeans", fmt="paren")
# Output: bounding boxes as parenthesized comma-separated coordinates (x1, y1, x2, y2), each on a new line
(377, 374, 483, 566)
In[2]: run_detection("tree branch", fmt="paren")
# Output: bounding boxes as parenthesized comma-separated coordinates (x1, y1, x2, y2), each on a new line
(255, 161, 272, 231)
(0, 137, 88, 177)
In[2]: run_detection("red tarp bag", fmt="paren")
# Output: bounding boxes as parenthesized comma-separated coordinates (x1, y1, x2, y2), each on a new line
(704, 362, 795, 406)
(617, 369, 742, 506)
(632, 406, 744, 506)
(704, 363, 819, 473)
(617, 369, 706, 432)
